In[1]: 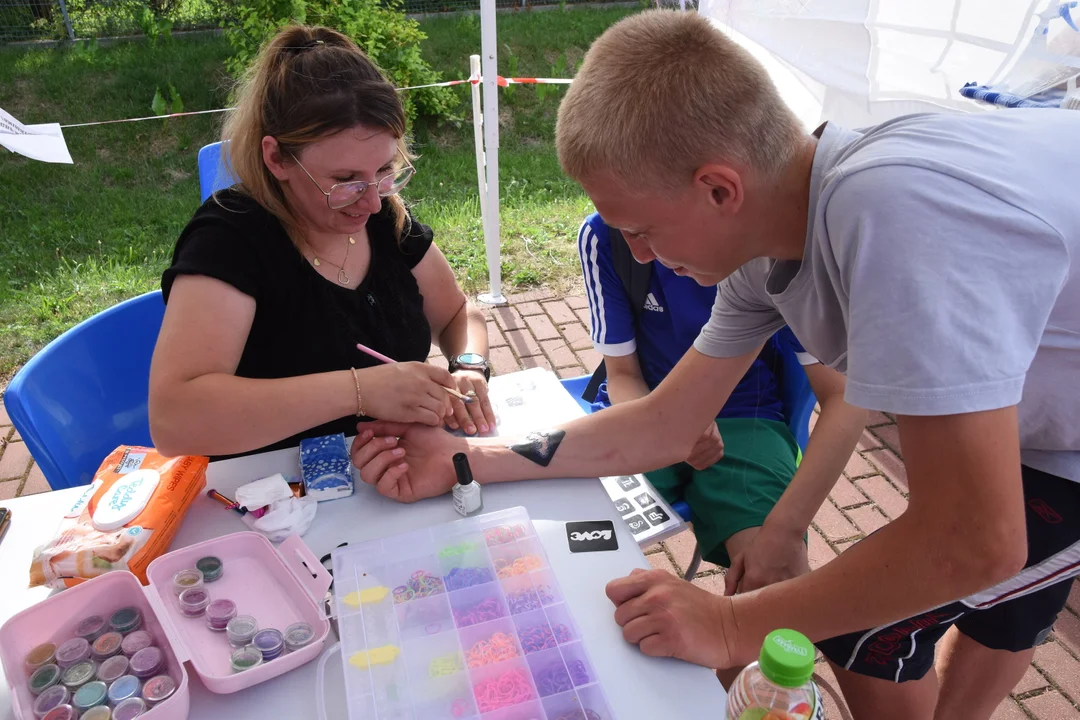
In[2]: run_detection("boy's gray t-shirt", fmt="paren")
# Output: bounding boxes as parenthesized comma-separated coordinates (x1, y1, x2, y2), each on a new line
(694, 110, 1080, 482)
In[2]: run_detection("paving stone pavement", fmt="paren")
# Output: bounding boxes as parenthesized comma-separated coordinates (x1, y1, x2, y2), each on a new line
(2, 288, 1077, 718)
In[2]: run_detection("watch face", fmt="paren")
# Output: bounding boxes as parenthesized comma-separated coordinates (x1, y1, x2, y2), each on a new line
(457, 353, 485, 366)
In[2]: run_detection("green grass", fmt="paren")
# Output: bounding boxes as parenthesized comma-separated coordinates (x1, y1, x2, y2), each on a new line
(0, 6, 637, 384)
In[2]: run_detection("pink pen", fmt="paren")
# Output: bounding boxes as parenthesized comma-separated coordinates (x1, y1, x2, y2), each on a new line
(356, 342, 475, 404)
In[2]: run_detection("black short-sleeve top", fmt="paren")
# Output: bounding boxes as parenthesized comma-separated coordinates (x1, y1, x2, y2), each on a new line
(161, 188, 434, 456)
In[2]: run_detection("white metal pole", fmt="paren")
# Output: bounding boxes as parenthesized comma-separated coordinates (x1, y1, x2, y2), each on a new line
(477, 0, 506, 305)
(469, 55, 488, 233)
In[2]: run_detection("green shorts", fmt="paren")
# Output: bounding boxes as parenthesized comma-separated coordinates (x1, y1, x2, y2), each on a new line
(646, 418, 799, 568)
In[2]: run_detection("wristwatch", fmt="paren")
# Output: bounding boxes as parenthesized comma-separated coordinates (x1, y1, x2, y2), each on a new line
(449, 352, 490, 381)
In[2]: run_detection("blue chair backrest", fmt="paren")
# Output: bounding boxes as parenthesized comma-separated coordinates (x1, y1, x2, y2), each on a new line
(5, 291, 166, 490)
(774, 330, 816, 452)
(197, 141, 239, 202)
(560, 328, 817, 452)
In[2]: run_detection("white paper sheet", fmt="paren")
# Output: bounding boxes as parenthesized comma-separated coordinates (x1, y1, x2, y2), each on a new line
(0, 107, 74, 164)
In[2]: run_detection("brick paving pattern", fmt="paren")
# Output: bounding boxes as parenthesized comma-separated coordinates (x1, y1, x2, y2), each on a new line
(2, 289, 1077, 718)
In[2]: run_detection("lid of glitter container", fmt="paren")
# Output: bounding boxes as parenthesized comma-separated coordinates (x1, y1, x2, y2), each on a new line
(229, 646, 263, 673)
(283, 622, 315, 652)
(120, 631, 152, 658)
(106, 674, 141, 704)
(32, 685, 70, 716)
(80, 706, 112, 720)
(252, 629, 283, 655)
(141, 674, 177, 704)
(61, 660, 97, 689)
(129, 647, 164, 679)
(41, 705, 76, 720)
(29, 663, 61, 695)
(54, 638, 90, 668)
(25, 642, 57, 671)
(195, 556, 223, 582)
(96, 655, 130, 685)
(108, 607, 142, 634)
(72, 680, 108, 710)
(112, 697, 147, 720)
(91, 632, 123, 660)
(75, 615, 107, 642)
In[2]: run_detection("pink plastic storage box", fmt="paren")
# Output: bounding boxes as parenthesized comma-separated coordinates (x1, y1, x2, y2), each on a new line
(1, 532, 331, 719)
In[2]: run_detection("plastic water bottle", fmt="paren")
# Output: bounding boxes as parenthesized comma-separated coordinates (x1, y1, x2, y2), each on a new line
(726, 629, 824, 720)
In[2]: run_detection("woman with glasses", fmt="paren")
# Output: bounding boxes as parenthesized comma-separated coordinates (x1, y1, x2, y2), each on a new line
(149, 25, 496, 460)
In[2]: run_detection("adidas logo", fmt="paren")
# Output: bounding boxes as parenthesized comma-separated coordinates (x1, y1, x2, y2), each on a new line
(643, 293, 664, 312)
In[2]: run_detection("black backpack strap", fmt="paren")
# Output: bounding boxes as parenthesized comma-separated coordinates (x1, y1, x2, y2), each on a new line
(582, 227, 653, 403)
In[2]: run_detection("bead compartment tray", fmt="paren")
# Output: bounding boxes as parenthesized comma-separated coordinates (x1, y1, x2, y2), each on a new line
(332, 507, 614, 720)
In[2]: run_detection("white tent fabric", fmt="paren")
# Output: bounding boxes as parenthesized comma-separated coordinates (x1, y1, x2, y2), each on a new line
(701, 0, 1080, 127)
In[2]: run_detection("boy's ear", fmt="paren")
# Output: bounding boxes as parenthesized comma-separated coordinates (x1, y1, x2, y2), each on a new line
(695, 163, 744, 215)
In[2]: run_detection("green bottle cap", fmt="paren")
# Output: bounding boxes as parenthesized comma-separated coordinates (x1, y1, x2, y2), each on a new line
(758, 629, 815, 688)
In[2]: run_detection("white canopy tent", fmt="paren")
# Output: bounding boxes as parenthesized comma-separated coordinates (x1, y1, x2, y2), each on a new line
(701, 0, 1080, 127)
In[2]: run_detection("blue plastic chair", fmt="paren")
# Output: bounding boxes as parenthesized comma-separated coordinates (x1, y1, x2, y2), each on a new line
(197, 141, 239, 202)
(559, 329, 817, 578)
(5, 291, 166, 490)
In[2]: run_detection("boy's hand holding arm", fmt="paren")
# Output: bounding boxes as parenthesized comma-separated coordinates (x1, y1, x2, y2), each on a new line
(726, 363, 866, 594)
(606, 354, 724, 470)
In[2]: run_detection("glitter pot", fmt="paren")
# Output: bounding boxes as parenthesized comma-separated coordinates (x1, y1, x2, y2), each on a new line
(32, 684, 70, 717)
(109, 608, 142, 635)
(171, 568, 204, 597)
(61, 660, 97, 690)
(230, 645, 263, 673)
(129, 647, 164, 679)
(54, 638, 90, 669)
(120, 631, 152, 658)
(205, 599, 236, 632)
(29, 663, 61, 695)
(106, 675, 141, 705)
(80, 707, 112, 720)
(141, 674, 177, 705)
(226, 615, 258, 648)
(75, 616, 107, 643)
(96, 655, 129, 685)
(178, 587, 210, 618)
(25, 642, 57, 671)
(72, 680, 108, 711)
(195, 556, 223, 583)
(252, 629, 284, 662)
(283, 622, 315, 653)
(91, 632, 123, 661)
(112, 697, 147, 720)
(40, 705, 76, 720)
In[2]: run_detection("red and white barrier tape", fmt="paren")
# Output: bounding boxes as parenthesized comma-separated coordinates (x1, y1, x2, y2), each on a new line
(57, 75, 572, 129)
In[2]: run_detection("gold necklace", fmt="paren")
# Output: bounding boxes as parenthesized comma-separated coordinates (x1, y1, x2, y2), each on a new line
(310, 235, 355, 285)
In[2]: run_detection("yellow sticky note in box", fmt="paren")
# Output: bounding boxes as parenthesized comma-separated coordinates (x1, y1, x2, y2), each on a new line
(349, 645, 400, 670)
(342, 586, 389, 607)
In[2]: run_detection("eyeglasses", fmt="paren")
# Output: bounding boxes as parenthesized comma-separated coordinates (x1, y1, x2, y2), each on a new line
(288, 150, 415, 210)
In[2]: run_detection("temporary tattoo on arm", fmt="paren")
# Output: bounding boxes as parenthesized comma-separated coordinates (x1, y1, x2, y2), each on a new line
(509, 430, 566, 467)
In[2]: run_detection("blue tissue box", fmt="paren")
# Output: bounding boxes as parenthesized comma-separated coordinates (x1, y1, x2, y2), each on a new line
(300, 433, 355, 501)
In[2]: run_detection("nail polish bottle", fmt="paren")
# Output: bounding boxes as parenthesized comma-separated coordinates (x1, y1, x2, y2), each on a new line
(452, 453, 483, 517)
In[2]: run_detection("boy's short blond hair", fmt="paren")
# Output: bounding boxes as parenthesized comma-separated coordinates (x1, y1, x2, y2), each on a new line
(557, 10, 803, 193)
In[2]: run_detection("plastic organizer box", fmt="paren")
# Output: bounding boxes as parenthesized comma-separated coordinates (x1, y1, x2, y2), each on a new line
(0, 532, 331, 720)
(331, 507, 614, 720)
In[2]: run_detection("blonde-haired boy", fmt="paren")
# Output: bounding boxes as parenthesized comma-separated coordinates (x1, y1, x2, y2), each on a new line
(351, 10, 1080, 719)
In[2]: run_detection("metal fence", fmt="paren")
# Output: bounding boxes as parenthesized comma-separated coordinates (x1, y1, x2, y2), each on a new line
(1, 0, 623, 43)
(1, 0, 224, 42)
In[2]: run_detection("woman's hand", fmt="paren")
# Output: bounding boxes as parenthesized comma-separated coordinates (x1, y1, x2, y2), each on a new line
(355, 362, 456, 426)
(350, 422, 464, 502)
(446, 370, 497, 435)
